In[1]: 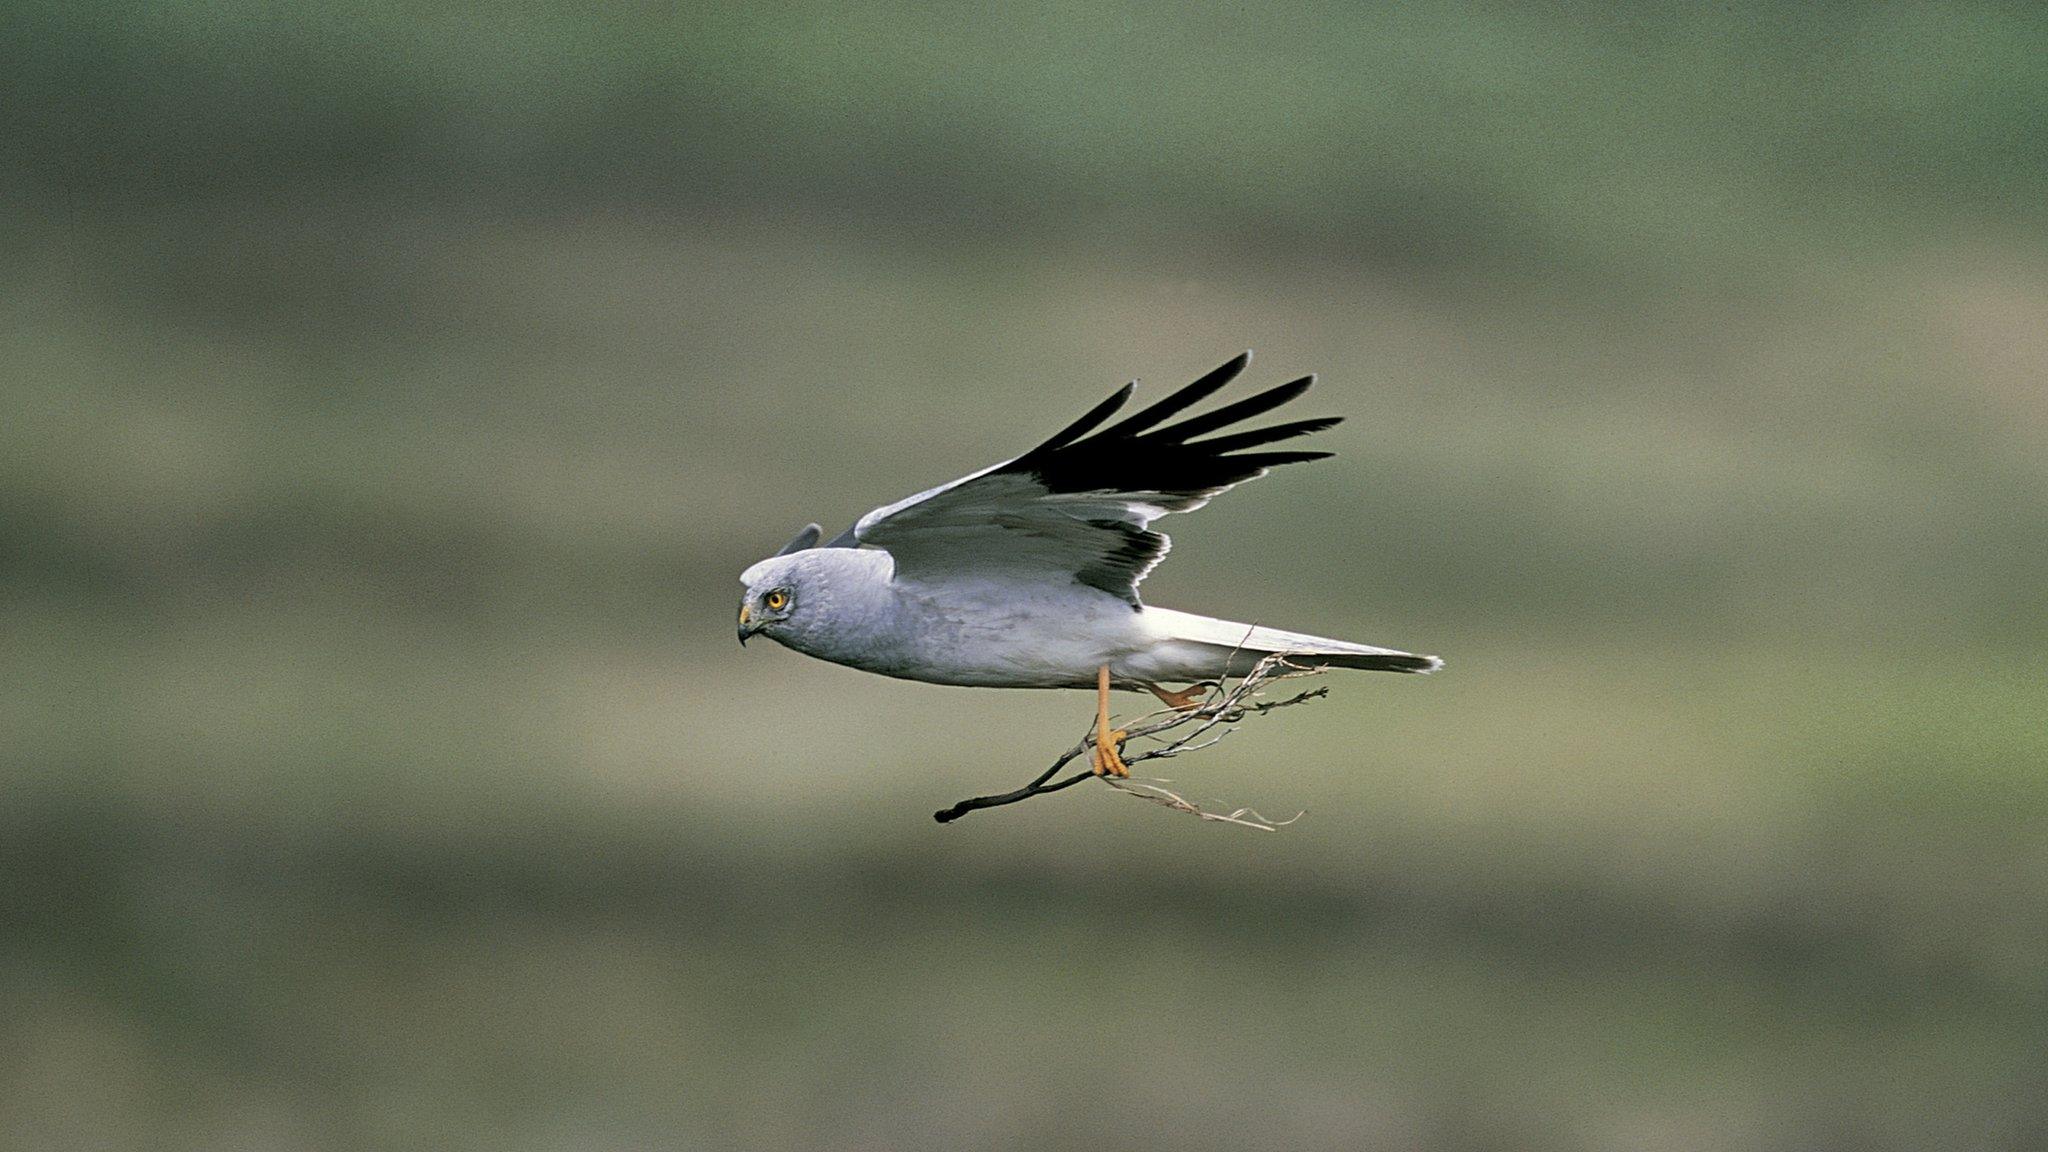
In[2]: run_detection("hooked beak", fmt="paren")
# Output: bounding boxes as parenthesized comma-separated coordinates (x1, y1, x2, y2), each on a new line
(737, 604, 754, 646)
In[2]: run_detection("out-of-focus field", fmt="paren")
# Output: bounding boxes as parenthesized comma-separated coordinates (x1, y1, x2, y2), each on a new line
(5, 4, 2048, 1150)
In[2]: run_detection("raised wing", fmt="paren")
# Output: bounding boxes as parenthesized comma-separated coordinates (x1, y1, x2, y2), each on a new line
(851, 352, 1340, 605)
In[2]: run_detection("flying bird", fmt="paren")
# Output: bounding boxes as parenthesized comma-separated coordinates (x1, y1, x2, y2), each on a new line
(737, 352, 1441, 776)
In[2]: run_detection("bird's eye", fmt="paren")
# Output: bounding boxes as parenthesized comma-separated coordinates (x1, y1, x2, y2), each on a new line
(764, 590, 789, 611)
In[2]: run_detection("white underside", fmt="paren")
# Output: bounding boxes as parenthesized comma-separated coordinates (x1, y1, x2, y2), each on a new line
(748, 548, 1435, 690)
(834, 577, 1426, 689)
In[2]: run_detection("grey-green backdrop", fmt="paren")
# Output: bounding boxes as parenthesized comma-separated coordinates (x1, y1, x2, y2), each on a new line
(5, 3, 2046, 1149)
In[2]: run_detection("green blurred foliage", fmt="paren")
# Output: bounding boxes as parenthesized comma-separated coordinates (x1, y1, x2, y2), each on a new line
(4, 3, 2048, 1150)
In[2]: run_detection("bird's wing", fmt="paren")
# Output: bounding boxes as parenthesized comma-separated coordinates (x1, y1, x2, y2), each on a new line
(850, 352, 1340, 606)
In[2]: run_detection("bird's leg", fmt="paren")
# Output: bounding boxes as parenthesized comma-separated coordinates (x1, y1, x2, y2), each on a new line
(1091, 664, 1130, 777)
(1145, 682, 1212, 712)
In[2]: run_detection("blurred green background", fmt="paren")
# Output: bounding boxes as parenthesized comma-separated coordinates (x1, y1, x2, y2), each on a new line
(6, 2, 2048, 1149)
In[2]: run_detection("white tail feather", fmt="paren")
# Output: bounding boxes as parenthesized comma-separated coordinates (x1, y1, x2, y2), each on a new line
(1142, 607, 1443, 676)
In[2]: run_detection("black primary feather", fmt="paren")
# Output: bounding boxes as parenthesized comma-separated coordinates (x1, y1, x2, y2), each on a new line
(1094, 349, 1250, 440)
(1005, 355, 1337, 501)
(1188, 415, 1343, 455)
(1031, 381, 1135, 455)
(1154, 375, 1317, 442)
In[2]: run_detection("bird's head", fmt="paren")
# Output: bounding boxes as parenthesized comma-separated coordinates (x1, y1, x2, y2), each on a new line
(737, 556, 807, 646)
(738, 525, 824, 646)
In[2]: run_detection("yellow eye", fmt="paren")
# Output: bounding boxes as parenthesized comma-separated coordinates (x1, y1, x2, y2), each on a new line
(764, 590, 788, 611)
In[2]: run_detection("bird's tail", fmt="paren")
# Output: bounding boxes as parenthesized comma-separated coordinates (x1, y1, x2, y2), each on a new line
(1145, 607, 1442, 676)
(1300, 646, 1443, 674)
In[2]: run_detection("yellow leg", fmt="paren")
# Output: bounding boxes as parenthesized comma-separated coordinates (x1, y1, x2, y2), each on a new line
(1091, 664, 1130, 777)
(1145, 682, 1210, 711)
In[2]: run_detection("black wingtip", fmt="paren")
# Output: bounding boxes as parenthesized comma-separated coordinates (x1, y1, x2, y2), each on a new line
(1002, 355, 1334, 502)
(1226, 449, 1334, 469)
(1027, 381, 1135, 457)
(1154, 375, 1317, 443)
(1187, 415, 1343, 455)
(1098, 352, 1253, 440)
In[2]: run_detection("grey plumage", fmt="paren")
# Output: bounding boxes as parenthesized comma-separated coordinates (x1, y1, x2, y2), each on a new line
(772, 524, 822, 556)
(737, 352, 1441, 690)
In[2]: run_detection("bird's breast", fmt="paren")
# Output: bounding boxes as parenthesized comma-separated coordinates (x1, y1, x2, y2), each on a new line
(890, 578, 1146, 687)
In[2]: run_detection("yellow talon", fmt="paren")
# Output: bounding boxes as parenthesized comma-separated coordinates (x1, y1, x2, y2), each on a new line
(1092, 728, 1131, 777)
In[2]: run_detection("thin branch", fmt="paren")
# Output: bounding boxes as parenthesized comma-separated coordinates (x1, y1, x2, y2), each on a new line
(932, 653, 1327, 826)
(930, 764, 1098, 823)
(1099, 776, 1304, 831)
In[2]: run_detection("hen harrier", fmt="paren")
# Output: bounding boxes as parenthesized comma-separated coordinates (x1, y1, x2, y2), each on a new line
(737, 352, 1440, 776)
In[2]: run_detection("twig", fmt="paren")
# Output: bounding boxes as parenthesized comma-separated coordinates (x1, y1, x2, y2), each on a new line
(1099, 776, 1304, 831)
(932, 653, 1327, 826)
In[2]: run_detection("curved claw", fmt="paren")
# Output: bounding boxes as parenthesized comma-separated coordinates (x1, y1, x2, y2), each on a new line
(1091, 729, 1131, 777)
